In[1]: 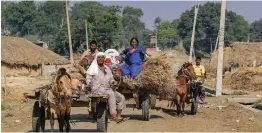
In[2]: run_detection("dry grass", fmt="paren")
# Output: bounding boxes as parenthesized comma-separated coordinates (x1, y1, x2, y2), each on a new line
(223, 67, 262, 91)
(1, 36, 70, 66)
(121, 54, 176, 96)
(209, 42, 262, 73)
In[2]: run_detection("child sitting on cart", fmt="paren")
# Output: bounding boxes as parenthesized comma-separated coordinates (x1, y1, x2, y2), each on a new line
(86, 52, 129, 122)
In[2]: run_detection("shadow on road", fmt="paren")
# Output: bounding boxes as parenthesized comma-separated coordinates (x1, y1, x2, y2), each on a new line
(70, 114, 96, 123)
(121, 114, 164, 120)
(28, 129, 96, 132)
(161, 108, 193, 117)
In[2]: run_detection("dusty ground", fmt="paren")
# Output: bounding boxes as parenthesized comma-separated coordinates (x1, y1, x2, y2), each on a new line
(2, 95, 262, 132)
(2, 77, 262, 132)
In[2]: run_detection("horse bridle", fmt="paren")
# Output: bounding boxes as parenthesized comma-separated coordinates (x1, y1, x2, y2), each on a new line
(178, 65, 194, 80)
(51, 75, 72, 110)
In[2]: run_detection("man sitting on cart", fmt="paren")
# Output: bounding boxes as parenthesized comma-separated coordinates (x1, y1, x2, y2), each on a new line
(80, 40, 99, 69)
(193, 57, 207, 104)
(119, 37, 149, 79)
(86, 52, 128, 122)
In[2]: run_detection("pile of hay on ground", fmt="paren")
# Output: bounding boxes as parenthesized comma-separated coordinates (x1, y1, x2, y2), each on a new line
(223, 68, 262, 91)
(121, 54, 176, 95)
(209, 47, 233, 73)
(209, 42, 262, 73)
(1, 36, 70, 66)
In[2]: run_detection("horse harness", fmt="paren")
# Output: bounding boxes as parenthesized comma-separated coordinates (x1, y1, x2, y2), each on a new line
(49, 81, 71, 111)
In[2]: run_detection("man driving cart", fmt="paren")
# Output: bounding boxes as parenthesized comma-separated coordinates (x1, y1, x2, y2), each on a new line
(86, 52, 129, 123)
(193, 57, 206, 104)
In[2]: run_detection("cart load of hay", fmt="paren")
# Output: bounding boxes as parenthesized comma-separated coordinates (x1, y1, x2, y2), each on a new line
(120, 54, 177, 96)
(223, 67, 262, 91)
(69, 64, 86, 80)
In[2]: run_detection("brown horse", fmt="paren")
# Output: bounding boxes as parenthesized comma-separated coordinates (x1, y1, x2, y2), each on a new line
(49, 68, 74, 132)
(174, 62, 196, 116)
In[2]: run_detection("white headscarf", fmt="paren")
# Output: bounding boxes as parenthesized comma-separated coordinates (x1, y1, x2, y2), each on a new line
(86, 52, 105, 75)
(104, 49, 120, 65)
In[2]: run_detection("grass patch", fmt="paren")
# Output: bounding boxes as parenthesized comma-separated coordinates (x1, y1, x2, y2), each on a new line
(4, 113, 14, 117)
(231, 91, 249, 95)
(206, 93, 215, 97)
(253, 99, 262, 108)
(1, 101, 11, 111)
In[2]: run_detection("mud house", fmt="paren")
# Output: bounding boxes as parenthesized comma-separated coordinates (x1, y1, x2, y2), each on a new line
(1, 36, 70, 77)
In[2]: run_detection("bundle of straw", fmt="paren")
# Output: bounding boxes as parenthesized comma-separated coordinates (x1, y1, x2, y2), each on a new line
(121, 54, 176, 95)
(69, 64, 86, 80)
(223, 68, 262, 91)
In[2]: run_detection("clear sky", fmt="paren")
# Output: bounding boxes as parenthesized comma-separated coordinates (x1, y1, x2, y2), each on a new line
(96, 1, 262, 30)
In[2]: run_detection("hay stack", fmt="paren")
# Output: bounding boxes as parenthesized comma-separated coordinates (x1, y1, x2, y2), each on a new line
(210, 47, 232, 72)
(210, 42, 262, 73)
(223, 68, 262, 91)
(121, 54, 176, 95)
(1, 36, 70, 66)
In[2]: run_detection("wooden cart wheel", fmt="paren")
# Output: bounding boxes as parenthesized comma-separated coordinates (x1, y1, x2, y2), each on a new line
(142, 97, 150, 121)
(32, 101, 45, 132)
(96, 102, 108, 132)
(191, 90, 198, 115)
(150, 94, 157, 109)
(91, 100, 98, 120)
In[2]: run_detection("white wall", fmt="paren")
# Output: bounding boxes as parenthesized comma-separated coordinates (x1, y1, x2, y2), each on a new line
(41, 64, 71, 77)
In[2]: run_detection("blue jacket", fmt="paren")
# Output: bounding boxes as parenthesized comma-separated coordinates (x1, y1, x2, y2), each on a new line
(122, 45, 145, 64)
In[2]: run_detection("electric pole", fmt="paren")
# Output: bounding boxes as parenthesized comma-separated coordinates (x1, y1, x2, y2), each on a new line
(215, 32, 219, 50)
(85, 20, 89, 50)
(247, 33, 250, 42)
(216, 0, 226, 97)
(155, 25, 158, 51)
(189, 1, 199, 62)
(210, 38, 213, 54)
(65, 0, 74, 64)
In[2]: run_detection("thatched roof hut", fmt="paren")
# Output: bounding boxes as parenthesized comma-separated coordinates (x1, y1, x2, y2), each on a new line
(209, 42, 262, 72)
(1, 36, 70, 66)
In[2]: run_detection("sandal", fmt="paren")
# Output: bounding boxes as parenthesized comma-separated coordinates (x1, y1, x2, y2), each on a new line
(110, 118, 122, 123)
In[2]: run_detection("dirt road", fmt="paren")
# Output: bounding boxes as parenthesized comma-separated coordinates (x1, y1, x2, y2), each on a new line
(2, 96, 262, 132)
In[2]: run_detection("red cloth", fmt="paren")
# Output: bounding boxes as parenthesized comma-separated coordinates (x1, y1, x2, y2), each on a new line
(105, 58, 112, 65)
(71, 79, 82, 86)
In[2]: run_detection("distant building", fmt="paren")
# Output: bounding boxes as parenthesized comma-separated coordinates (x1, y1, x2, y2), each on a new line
(24, 35, 48, 49)
(1, 36, 70, 77)
(35, 41, 48, 49)
(150, 36, 157, 45)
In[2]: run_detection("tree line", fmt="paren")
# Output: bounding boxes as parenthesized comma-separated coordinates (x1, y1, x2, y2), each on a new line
(155, 2, 262, 54)
(2, 1, 262, 55)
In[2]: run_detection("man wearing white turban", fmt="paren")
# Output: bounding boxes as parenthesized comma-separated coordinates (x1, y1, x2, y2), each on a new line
(86, 52, 127, 121)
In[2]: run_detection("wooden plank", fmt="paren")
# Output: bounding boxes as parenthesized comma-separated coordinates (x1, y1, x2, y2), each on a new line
(88, 94, 108, 98)
(72, 100, 90, 107)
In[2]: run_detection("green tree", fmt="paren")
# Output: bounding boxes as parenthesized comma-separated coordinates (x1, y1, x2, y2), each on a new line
(2, 1, 38, 36)
(154, 16, 162, 27)
(177, 2, 250, 53)
(1, 1, 150, 55)
(122, 6, 146, 46)
(157, 20, 178, 47)
(48, 1, 125, 55)
(250, 18, 262, 42)
(1, 1, 12, 35)
(36, 1, 65, 37)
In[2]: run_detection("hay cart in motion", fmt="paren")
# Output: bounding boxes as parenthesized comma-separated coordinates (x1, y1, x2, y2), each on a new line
(187, 83, 199, 115)
(110, 54, 173, 121)
(28, 84, 110, 132)
(118, 86, 157, 121)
